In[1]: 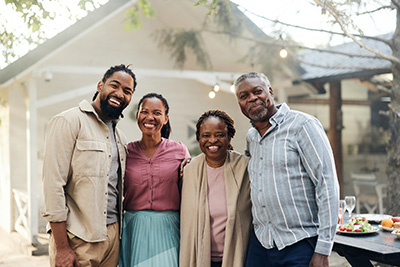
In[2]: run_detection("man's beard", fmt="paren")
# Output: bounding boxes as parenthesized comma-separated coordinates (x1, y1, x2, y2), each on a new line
(100, 96, 125, 120)
(247, 102, 268, 122)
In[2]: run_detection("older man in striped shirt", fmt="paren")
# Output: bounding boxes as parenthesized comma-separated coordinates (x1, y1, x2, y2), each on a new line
(235, 72, 340, 267)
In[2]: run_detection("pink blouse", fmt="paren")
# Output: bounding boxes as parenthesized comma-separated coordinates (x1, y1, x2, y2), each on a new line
(124, 138, 190, 211)
(207, 164, 227, 262)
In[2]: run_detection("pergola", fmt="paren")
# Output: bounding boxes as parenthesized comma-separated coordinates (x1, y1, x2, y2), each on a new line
(292, 33, 392, 189)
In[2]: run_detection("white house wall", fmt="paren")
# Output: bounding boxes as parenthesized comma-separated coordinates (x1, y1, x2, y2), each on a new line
(0, 88, 12, 232)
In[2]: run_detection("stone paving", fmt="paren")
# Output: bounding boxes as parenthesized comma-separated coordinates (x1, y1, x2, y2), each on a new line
(0, 234, 352, 267)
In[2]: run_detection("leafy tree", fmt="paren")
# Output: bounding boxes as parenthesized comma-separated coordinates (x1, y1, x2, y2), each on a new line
(0, 0, 104, 66)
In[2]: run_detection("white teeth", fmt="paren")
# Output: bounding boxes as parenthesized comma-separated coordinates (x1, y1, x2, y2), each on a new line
(144, 123, 155, 128)
(110, 98, 120, 105)
(208, 146, 218, 151)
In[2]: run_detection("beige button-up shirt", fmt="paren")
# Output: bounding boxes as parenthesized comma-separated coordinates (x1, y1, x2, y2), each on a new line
(42, 100, 127, 242)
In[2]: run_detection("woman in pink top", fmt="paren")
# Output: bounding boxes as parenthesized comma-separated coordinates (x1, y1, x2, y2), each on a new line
(119, 93, 190, 267)
(180, 110, 252, 267)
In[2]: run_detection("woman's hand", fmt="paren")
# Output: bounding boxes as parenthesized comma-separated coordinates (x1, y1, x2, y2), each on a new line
(179, 158, 192, 178)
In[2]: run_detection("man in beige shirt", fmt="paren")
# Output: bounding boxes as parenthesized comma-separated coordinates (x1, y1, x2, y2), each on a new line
(42, 64, 137, 267)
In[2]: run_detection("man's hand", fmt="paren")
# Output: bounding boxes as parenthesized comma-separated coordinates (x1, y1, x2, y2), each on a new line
(50, 221, 81, 267)
(179, 158, 191, 178)
(55, 247, 80, 267)
(309, 253, 328, 267)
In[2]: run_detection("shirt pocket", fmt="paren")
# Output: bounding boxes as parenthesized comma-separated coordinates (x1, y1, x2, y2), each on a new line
(72, 139, 107, 177)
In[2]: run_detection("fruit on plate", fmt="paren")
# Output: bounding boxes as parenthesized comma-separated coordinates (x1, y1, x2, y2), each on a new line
(381, 218, 394, 228)
(394, 222, 400, 229)
(392, 217, 400, 223)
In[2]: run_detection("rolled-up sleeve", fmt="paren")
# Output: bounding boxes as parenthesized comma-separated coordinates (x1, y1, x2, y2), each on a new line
(42, 115, 76, 222)
(297, 119, 340, 256)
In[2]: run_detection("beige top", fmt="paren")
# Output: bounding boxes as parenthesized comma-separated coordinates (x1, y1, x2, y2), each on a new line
(42, 100, 128, 242)
(180, 151, 252, 267)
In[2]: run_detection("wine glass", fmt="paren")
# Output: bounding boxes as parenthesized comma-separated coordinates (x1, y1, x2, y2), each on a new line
(345, 196, 356, 218)
(339, 200, 346, 224)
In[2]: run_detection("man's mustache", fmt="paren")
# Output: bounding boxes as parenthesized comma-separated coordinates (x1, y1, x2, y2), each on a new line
(247, 101, 266, 113)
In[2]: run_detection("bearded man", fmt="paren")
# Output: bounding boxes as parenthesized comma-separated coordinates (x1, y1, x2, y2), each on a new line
(42, 64, 136, 267)
(234, 72, 339, 267)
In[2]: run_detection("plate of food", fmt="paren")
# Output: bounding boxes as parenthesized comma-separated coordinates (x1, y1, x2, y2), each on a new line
(337, 217, 378, 235)
(380, 217, 400, 232)
(356, 214, 392, 223)
(392, 229, 400, 238)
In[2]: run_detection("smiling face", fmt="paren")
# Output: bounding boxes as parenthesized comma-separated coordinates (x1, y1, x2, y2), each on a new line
(136, 97, 169, 137)
(198, 116, 231, 167)
(96, 71, 135, 120)
(236, 77, 277, 123)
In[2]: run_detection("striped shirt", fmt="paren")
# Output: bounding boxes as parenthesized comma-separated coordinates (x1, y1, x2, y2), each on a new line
(245, 103, 339, 256)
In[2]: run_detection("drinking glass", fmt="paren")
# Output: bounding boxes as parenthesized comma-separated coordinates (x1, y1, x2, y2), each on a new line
(345, 196, 356, 218)
(339, 200, 346, 224)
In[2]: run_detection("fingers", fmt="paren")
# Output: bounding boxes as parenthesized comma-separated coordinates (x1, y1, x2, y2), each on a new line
(179, 158, 192, 177)
(75, 258, 81, 267)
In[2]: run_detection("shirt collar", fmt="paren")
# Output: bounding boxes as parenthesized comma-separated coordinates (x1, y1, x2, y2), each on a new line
(250, 102, 290, 130)
(270, 102, 290, 126)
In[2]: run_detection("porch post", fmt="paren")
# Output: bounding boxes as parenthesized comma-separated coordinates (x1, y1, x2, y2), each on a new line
(27, 78, 38, 245)
(329, 81, 343, 192)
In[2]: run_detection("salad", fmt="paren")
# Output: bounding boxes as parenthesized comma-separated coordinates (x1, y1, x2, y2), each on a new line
(338, 217, 378, 233)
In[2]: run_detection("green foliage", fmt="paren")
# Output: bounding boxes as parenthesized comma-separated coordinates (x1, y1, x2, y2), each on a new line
(1, 0, 103, 65)
(123, 0, 156, 31)
(4, 0, 52, 34)
(154, 29, 211, 69)
(151, 0, 245, 69)
(78, 0, 97, 10)
(212, 0, 242, 36)
(194, 0, 220, 15)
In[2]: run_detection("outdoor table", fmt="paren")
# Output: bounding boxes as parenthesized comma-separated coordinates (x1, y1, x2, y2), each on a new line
(333, 228, 400, 266)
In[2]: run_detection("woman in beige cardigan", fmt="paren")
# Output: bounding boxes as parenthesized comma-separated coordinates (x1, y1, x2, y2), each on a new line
(180, 110, 252, 267)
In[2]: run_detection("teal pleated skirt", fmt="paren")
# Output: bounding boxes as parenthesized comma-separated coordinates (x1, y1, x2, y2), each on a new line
(119, 210, 180, 267)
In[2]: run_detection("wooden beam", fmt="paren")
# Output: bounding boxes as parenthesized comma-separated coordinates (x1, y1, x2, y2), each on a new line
(37, 85, 93, 108)
(288, 98, 371, 106)
(329, 81, 343, 193)
(356, 79, 379, 93)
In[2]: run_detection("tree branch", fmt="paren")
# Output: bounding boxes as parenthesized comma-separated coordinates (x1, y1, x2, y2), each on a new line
(296, 59, 390, 71)
(204, 30, 388, 59)
(356, 5, 394, 16)
(314, 0, 400, 64)
(238, 5, 392, 46)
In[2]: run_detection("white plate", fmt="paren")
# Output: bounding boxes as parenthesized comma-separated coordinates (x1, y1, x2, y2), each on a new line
(355, 214, 392, 223)
(337, 227, 379, 235)
(392, 229, 400, 238)
(379, 225, 394, 232)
